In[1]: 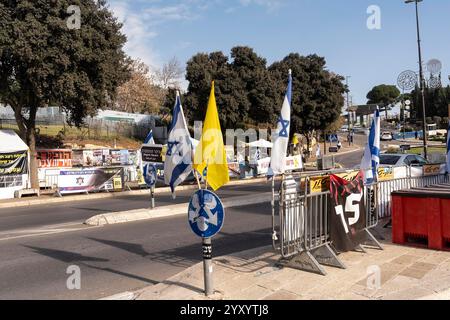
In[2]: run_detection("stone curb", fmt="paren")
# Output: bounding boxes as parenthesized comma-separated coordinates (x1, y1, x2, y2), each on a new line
(85, 192, 275, 227)
(0, 177, 271, 210)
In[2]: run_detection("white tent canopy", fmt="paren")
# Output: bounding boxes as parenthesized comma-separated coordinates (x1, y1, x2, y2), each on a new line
(0, 130, 28, 153)
(247, 139, 273, 149)
(0, 130, 30, 200)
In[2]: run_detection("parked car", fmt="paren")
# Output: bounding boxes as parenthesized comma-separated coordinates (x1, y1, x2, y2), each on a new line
(379, 153, 428, 167)
(381, 132, 393, 141)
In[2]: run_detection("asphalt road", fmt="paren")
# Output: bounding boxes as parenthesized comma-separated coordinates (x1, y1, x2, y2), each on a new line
(0, 151, 367, 300)
(0, 181, 277, 300)
(0, 202, 273, 300)
(335, 149, 364, 169)
(0, 183, 272, 234)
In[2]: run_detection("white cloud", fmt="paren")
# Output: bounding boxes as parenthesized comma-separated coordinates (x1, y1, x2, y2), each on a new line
(107, 0, 285, 70)
(109, 1, 161, 68)
(239, 0, 285, 11)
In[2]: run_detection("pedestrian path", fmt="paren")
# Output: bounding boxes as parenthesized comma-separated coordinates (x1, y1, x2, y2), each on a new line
(133, 226, 450, 300)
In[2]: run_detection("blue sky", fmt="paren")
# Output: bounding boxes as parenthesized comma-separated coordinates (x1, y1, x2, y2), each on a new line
(108, 0, 450, 106)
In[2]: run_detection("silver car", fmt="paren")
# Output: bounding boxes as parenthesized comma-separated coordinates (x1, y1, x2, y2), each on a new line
(379, 153, 428, 166)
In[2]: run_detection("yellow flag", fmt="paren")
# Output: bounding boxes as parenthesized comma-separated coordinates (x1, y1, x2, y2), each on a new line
(194, 81, 230, 190)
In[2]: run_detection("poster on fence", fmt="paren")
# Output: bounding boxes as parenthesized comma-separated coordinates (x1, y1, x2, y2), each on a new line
(329, 171, 367, 252)
(0, 151, 28, 175)
(37, 149, 72, 168)
(58, 167, 122, 194)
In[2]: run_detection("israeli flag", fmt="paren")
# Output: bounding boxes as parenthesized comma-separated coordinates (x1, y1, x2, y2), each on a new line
(446, 119, 450, 173)
(268, 70, 292, 177)
(255, 148, 261, 161)
(164, 92, 193, 198)
(361, 108, 381, 184)
(144, 130, 155, 145)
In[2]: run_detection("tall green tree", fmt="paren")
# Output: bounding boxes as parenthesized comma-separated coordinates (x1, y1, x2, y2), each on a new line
(0, 0, 131, 187)
(366, 84, 400, 119)
(411, 85, 450, 121)
(183, 47, 276, 128)
(181, 47, 345, 152)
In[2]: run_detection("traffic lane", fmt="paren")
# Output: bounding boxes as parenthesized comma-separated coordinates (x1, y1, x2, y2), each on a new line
(334, 150, 364, 169)
(0, 182, 273, 233)
(0, 202, 273, 299)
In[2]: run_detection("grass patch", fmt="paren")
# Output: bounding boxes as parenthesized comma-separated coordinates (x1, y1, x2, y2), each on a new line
(410, 146, 446, 155)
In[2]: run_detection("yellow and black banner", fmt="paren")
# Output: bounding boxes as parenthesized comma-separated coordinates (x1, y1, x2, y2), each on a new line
(0, 152, 28, 175)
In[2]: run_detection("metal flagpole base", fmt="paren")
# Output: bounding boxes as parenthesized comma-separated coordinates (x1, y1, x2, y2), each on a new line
(277, 244, 346, 276)
(310, 243, 346, 269)
(278, 251, 327, 276)
(354, 244, 367, 253)
(362, 228, 384, 251)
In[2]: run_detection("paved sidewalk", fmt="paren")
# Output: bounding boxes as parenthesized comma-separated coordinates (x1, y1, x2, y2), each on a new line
(133, 227, 450, 300)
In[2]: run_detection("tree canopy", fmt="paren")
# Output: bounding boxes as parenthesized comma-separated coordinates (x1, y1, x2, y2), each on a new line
(366, 84, 400, 118)
(176, 47, 346, 141)
(410, 85, 450, 121)
(0, 0, 131, 187)
(115, 59, 165, 114)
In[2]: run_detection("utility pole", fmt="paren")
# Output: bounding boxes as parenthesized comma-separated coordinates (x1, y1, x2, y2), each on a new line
(406, 0, 428, 159)
(346, 76, 351, 130)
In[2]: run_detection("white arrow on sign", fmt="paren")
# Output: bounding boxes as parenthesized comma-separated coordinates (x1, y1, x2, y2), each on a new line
(189, 193, 219, 230)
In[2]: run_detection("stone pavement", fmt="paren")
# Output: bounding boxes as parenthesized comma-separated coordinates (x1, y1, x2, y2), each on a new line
(133, 226, 450, 300)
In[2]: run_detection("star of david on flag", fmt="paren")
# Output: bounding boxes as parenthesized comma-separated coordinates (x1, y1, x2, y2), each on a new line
(268, 70, 292, 177)
(360, 107, 381, 184)
(164, 92, 193, 198)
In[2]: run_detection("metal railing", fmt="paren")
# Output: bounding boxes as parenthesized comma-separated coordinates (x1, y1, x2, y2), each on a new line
(272, 166, 449, 275)
(376, 167, 449, 218)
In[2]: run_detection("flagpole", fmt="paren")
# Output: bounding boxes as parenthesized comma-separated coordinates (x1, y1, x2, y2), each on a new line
(193, 170, 202, 190)
(201, 162, 212, 296)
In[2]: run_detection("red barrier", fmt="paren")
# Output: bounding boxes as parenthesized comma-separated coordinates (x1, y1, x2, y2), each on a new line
(392, 188, 450, 250)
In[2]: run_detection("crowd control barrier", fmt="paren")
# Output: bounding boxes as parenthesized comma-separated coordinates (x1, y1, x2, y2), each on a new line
(376, 166, 449, 218)
(271, 165, 448, 276)
(272, 172, 382, 276)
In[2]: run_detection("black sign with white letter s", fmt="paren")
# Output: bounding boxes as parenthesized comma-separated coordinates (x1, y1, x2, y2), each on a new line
(329, 171, 366, 252)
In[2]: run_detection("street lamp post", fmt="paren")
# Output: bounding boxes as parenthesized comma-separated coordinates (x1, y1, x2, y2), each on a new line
(346, 76, 351, 129)
(405, 0, 428, 160)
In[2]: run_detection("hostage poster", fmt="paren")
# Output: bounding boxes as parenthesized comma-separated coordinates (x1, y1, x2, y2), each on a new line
(0, 151, 28, 175)
(329, 171, 367, 252)
(58, 168, 122, 194)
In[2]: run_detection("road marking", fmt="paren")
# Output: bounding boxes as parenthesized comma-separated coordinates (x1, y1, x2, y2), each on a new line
(0, 222, 96, 242)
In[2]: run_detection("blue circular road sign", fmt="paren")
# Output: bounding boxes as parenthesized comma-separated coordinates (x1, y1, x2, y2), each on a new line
(188, 190, 224, 238)
(143, 163, 157, 187)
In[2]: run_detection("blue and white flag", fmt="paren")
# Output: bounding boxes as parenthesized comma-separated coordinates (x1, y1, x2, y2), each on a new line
(164, 92, 193, 198)
(446, 119, 450, 173)
(361, 108, 381, 184)
(268, 70, 292, 177)
(255, 148, 261, 161)
(144, 130, 155, 145)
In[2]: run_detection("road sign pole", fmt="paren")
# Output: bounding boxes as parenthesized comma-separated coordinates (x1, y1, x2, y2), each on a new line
(150, 186, 155, 209)
(202, 237, 213, 296)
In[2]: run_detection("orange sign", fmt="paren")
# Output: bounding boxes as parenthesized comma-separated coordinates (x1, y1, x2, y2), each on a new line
(37, 149, 72, 168)
(423, 164, 442, 176)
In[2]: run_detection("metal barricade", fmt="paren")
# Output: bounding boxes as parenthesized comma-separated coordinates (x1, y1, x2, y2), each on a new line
(272, 166, 448, 275)
(273, 172, 385, 276)
(376, 169, 449, 218)
(274, 174, 345, 275)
